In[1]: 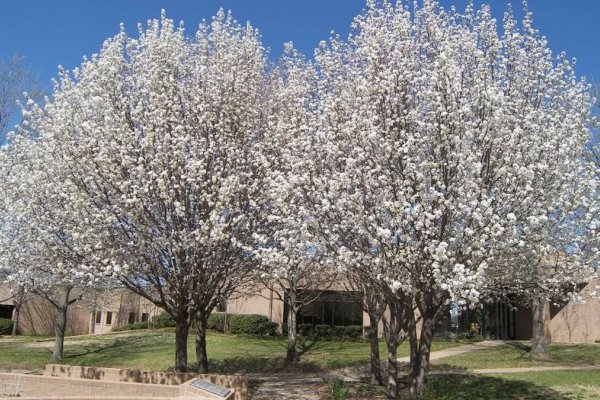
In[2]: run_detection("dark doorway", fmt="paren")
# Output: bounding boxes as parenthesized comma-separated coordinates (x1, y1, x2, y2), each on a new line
(0, 304, 14, 319)
(284, 290, 363, 327)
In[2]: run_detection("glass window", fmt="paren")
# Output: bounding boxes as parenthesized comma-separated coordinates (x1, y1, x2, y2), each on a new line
(0, 305, 14, 319)
(106, 311, 113, 325)
(141, 313, 149, 322)
(95, 312, 101, 324)
(128, 312, 136, 324)
(291, 290, 363, 327)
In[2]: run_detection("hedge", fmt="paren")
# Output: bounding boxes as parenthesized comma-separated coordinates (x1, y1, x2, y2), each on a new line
(286, 323, 364, 339)
(228, 314, 278, 336)
(150, 311, 277, 336)
(207, 313, 229, 332)
(0, 318, 13, 335)
(113, 321, 150, 332)
(152, 312, 176, 328)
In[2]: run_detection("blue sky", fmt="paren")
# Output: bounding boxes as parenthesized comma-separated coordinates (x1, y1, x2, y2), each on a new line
(1, 1, 599, 92)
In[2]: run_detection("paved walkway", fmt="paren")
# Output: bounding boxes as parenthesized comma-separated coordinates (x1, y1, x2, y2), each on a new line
(249, 372, 324, 400)
(327, 340, 504, 382)
(472, 365, 600, 374)
(249, 341, 505, 399)
(248, 341, 600, 399)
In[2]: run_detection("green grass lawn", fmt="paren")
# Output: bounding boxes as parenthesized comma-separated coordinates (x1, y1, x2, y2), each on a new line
(493, 370, 600, 399)
(433, 341, 600, 370)
(0, 329, 460, 373)
(343, 370, 600, 400)
(416, 370, 600, 400)
(3, 332, 600, 399)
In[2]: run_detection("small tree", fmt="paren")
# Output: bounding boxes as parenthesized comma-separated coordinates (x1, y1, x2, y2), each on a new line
(14, 11, 268, 372)
(0, 137, 96, 359)
(256, 43, 337, 362)
(343, 269, 386, 386)
(303, 1, 596, 396)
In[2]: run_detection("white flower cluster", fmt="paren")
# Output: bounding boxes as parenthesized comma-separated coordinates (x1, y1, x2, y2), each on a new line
(0, 2, 597, 343)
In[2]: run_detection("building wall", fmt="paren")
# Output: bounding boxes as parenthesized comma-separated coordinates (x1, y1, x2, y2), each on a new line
(0, 284, 13, 305)
(5, 280, 599, 342)
(18, 297, 89, 336)
(225, 286, 285, 326)
(0, 284, 161, 336)
(222, 285, 380, 334)
(496, 281, 600, 343)
(88, 289, 160, 335)
(549, 280, 600, 343)
(0, 284, 15, 320)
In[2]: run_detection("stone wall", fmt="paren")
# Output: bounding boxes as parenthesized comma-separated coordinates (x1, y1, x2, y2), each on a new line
(44, 364, 247, 400)
(0, 372, 180, 398)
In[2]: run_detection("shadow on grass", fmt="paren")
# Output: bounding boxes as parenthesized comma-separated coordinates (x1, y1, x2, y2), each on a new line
(201, 355, 323, 374)
(505, 341, 531, 352)
(195, 339, 331, 373)
(408, 374, 570, 400)
(62, 333, 166, 362)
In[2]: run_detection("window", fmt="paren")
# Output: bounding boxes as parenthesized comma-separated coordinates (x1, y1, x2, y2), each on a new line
(95, 312, 101, 324)
(141, 313, 149, 322)
(106, 311, 113, 325)
(216, 298, 227, 313)
(128, 312, 136, 324)
(0, 305, 14, 319)
(287, 290, 363, 327)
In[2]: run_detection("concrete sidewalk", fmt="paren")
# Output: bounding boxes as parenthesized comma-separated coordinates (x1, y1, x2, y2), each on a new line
(472, 365, 600, 374)
(328, 340, 505, 381)
(249, 341, 506, 399)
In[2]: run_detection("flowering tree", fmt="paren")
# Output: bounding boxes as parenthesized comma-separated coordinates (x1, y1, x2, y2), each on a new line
(343, 268, 387, 386)
(476, 6, 599, 357)
(287, 1, 597, 396)
(255, 44, 338, 362)
(12, 11, 268, 372)
(0, 54, 42, 140)
(0, 135, 97, 359)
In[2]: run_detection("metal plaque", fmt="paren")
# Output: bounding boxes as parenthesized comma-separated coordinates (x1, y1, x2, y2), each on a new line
(190, 379, 231, 398)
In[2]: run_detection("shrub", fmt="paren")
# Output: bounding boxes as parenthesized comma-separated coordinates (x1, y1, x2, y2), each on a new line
(323, 377, 348, 400)
(152, 311, 176, 328)
(0, 318, 13, 335)
(341, 326, 363, 338)
(207, 313, 229, 332)
(113, 321, 150, 332)
(228, 314, 278, 336)
(434, 331, 457, 341)
(296, 324, 364, 339)
(455, 332, 484, 342)
(297, 323, 314, 337)
(284, 323, 366, 340)
(315, 324, 333, 337)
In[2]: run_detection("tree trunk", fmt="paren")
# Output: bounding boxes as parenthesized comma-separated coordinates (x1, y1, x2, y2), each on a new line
(530, 295, 548, 358)
(51, 286, 72, 361)
(196, 313, 209, 373)
(286, 306, 298, 362)
(52, 306, 68, 361)
(11, 302, 20, 336)
(174, 319, 190, 373)
(481, 304, 488, 339)
(385, 334, 398, 399)
(368, 313, 382, 386)
(409, 317, 418, 367)
(409, 318, 434, 396)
